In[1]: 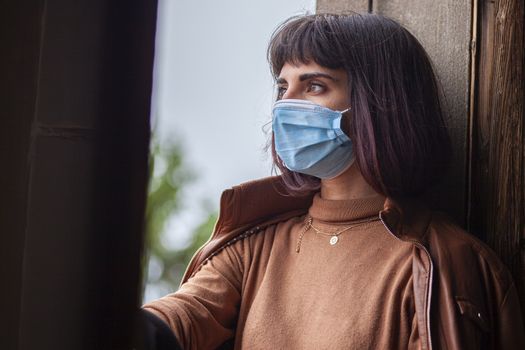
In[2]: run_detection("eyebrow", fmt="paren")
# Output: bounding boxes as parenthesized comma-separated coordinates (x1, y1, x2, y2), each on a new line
(276, 72, 339, 84)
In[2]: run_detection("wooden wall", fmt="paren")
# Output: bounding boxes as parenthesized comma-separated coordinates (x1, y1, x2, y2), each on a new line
(471, 0, 525, 316)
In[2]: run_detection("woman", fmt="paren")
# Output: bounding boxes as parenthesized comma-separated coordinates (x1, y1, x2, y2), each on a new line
(143, 13, 525, 349)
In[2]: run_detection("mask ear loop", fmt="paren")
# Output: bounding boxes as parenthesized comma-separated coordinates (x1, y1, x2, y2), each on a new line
(339, 107, 352, 137)
(340, 107, 351, 114)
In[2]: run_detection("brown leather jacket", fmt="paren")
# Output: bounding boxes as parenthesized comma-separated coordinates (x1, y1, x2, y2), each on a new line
(180, 176, 525, 349)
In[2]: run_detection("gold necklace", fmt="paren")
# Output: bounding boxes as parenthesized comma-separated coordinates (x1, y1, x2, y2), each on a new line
(296, 215, 380, 253)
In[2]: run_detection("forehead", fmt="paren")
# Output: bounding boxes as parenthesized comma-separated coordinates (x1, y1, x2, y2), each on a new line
(278, 61, 347, 81)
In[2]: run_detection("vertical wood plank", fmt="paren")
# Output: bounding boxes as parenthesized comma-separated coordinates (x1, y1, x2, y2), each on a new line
(471, 0, 525, 315)
(317, 0, 369, 13)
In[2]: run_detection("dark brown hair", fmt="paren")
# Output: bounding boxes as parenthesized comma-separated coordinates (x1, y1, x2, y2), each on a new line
(267, 13, 451, 198)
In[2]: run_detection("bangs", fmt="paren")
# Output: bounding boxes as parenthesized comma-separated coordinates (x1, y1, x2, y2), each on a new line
(267, 15, 346, 78)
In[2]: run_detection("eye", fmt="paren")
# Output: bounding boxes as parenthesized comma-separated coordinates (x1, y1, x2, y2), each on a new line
(307, 82, 325, 94)
(276, 85, 287, 100)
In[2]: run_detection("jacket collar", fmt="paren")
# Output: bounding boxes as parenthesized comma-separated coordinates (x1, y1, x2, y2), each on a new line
(213, 176, 313, 234)
(214, 176, 432, 242)
(381, 197, 433, 243)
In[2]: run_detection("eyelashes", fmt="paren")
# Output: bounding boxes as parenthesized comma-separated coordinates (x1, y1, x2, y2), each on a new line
(307, 82, 325, 93)
(276, 81, 327, 99)
(277, 86, 287, 99)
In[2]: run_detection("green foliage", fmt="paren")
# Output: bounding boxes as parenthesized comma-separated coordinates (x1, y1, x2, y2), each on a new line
(145, 139, 188, 255)
(143, 136, 217, 295)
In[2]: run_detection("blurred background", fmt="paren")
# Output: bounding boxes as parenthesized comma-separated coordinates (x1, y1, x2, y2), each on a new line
(143, 0, 316, 302)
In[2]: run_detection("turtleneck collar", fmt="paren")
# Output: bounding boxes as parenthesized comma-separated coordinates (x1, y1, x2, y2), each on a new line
(308, 192, 386, 223)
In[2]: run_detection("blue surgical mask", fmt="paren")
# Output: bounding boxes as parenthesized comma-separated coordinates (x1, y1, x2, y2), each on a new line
(272, 99, 354, 179)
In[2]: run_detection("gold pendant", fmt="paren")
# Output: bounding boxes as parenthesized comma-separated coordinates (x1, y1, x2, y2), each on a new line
(329, 236, 339, 245)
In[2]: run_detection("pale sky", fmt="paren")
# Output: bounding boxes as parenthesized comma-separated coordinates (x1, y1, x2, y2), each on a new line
(151, 0, 317, 251)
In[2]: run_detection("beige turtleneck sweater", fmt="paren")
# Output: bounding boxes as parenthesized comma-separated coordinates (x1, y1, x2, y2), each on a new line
(143, 193, 419, 349)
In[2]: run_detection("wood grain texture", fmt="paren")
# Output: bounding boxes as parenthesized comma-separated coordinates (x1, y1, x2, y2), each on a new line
(317, 0, 369, 14)
(316, 1, 473, 224)
(471, 0, 524, 314)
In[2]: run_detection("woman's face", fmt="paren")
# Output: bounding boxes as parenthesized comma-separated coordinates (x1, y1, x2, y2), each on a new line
(276, 61, 350, 111)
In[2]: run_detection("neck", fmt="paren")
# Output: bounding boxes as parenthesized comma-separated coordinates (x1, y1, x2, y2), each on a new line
(320, 163, 378, 200)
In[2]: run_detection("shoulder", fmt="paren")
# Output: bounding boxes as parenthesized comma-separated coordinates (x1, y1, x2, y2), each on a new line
(423, 213, 525, 349)
(425, 212, 514, 290)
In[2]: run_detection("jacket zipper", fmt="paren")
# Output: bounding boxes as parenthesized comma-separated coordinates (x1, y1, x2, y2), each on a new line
(379, 214, 434, 350)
